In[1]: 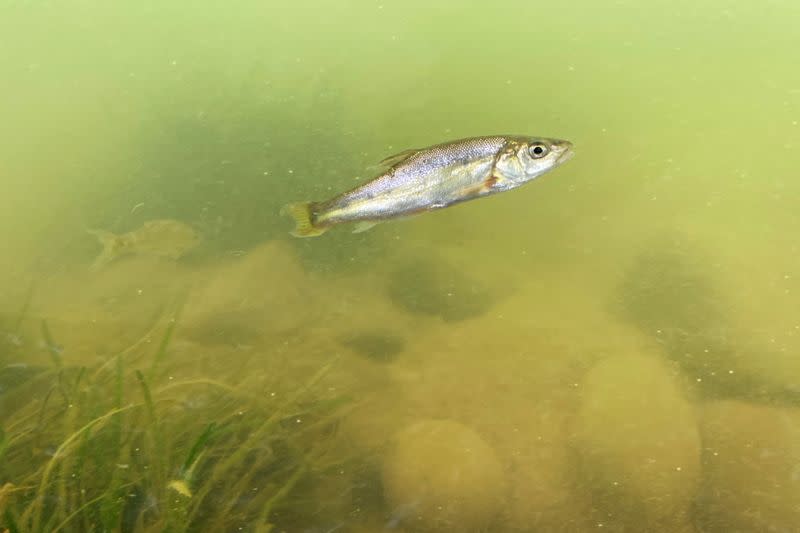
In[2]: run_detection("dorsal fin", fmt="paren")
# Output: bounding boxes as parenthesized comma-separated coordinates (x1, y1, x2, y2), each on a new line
(367, 148, 419, 172)
(379, 148, 418, 166)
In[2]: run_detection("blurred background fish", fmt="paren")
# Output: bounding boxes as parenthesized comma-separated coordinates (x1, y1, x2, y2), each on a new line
(87, 219, 201, 271)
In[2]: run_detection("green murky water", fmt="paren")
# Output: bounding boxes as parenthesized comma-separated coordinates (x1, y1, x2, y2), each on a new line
(1, 1, 799, 531)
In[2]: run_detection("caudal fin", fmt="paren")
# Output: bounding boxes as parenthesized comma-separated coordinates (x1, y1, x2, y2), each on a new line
(86, 228, 119, 271)
(281, 202, 328, 238)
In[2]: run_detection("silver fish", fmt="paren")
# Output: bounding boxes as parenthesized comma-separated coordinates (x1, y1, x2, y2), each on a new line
(87, 219, 201, 271)
(282, 135, 573, 238)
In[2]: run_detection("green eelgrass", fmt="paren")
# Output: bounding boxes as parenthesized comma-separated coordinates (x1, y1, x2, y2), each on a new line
(179, 422, 216, 483)
(255, 462, 308, 533)
(40, 320, 63, 371)
(52, 481, 135, 533)
(0, 427, 6, 463)
(147, 288, 188, 383)
(25, 404, 137, 531)
(3, 508, 21, 533)
(12, 280, 35, 335)
(2, 303, 353, 533)
(184, 355, 340, 530)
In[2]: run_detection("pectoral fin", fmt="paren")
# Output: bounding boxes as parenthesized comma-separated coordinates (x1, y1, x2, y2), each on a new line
(458, 175, 503, 198)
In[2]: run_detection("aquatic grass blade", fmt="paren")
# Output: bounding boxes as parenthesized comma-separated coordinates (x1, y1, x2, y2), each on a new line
(135, 369, 166, 505)
(0, 427, 7, 463)
(24, 405, 135, 532)
(185, 355, 340, 527)
(135, 370, 157, 427)
(51, 488, 122, 533)
(40, 320, 63, 370)
(181, 422, 216, 476)
(148, 289, 189, 381)
(12, 281, 35, 334)
(3, 508, 21, 533)
(256, 463, 308, 531)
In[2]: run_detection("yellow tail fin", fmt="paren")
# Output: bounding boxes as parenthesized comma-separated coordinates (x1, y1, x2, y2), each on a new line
(86, 228, 121, 271)
(281, 202, 328, 238)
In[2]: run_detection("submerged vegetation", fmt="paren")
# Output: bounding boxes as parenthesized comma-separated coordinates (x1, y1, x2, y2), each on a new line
(0, 295, 354, 533)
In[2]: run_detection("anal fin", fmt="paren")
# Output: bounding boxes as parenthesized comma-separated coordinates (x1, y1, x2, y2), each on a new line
(352, 221, 379, 234)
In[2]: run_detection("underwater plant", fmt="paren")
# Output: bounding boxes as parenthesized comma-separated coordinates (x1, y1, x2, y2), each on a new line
(0, 295, 355, 533)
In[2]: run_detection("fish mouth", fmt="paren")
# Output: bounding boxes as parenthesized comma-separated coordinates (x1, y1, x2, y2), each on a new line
(556, 143, 575, 164)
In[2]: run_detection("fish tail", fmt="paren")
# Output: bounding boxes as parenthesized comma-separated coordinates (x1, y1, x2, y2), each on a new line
(281, 202, 328, 238)
(86, 228, 119, 271)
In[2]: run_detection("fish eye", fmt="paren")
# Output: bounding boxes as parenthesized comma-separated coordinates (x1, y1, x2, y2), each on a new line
(529, 143, 549, 159)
